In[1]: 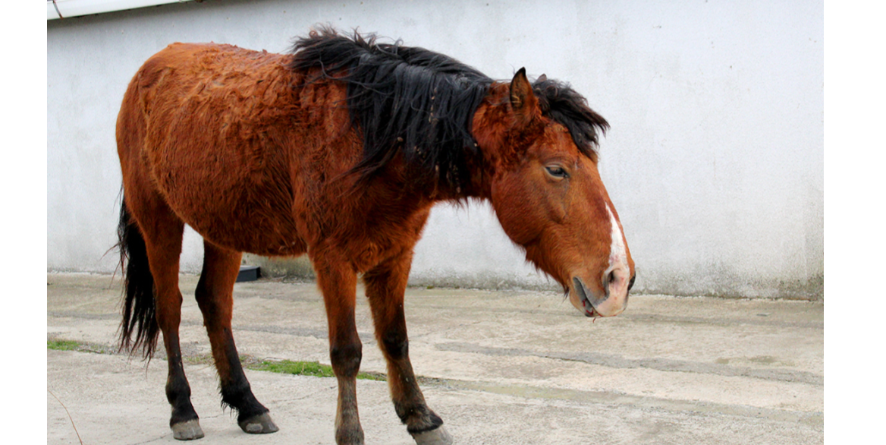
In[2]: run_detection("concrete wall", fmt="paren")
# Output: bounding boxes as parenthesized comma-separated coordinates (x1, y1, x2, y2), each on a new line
(47, 0, 823, 299)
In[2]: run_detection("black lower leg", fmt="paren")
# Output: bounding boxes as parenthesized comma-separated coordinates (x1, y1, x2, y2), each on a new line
(194, 247, 274, 433)
(164, 334, 198, 426)
(385, 338, 443, 435)
(397, 403, 444, 435)
(216, 330, 268, 423)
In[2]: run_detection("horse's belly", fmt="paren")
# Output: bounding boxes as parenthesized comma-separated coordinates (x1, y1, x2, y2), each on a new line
(150, 137, 307, 256)
(182, 197, 306, 257)
(165, 174, 305, 256)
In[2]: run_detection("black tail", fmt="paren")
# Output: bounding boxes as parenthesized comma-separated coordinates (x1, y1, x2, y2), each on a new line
(117, 198, 159, 359)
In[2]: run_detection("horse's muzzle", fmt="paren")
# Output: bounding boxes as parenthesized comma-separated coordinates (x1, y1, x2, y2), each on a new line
(572, 275, 628, 317)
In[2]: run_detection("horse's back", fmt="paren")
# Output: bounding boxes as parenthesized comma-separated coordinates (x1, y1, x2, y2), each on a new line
(116, 43, 310, 256)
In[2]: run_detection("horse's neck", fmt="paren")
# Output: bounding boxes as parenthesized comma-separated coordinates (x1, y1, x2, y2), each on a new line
(458, 84, 512, 202)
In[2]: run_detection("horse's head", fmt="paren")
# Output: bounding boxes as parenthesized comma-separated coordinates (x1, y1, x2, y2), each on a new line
(475, 69, 635, 318)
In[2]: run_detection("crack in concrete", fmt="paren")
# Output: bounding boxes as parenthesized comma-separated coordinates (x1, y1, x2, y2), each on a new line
(432, 378, 823, 428)
(435, 342, 823, 386)
(624, 313, 823, 329)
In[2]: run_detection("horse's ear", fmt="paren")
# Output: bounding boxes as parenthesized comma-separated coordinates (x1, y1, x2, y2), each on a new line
(509, 68, 538, 119)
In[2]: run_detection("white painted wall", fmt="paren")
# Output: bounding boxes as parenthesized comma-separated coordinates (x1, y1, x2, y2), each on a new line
(47, 0, 823, 298)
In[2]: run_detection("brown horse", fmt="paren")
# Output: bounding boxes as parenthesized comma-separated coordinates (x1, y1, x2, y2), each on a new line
(115, 28, 635, 444)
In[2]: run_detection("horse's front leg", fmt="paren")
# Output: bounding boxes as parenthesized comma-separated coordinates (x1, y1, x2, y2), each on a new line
(314, 252, 365, 445)
(363, 251, 452, 445)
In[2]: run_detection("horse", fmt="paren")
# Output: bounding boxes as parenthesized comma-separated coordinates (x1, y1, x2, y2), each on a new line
(115, 27, 635, 444)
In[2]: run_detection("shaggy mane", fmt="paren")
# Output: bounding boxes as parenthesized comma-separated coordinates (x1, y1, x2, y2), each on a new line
(532, 77, 609, 162)
(290, 27, 492, 192)
(289, 28, 608, 191)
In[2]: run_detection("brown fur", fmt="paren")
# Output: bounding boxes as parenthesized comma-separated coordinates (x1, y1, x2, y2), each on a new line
(116, 37, 633, 444)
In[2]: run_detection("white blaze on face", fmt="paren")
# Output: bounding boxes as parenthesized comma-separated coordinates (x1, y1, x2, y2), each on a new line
(606, 203, 628, 270)
(594, 202, 629, 316)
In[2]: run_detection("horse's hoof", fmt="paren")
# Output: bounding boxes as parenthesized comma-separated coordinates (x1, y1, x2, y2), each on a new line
(412, 425, 452, 445)
(172, 419, 205, 440)
(238, 412, 279, 434)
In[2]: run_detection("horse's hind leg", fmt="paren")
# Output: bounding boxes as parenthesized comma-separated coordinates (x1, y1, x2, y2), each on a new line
(363, 251, 452, 445)
(134, 203, 204, 440)
(194, 241, 278, 434)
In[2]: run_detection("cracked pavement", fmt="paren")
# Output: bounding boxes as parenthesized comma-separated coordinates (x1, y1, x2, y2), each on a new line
(47, 273, 823, 444)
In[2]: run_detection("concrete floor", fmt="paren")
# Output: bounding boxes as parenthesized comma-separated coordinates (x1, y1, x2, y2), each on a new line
(47, 273, 823, 444)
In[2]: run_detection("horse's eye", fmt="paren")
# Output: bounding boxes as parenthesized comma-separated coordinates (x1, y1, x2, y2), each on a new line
(545, 166, 568, 178)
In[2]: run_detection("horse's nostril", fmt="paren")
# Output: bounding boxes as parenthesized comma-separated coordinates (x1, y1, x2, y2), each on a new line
(603, 270, 617, 291)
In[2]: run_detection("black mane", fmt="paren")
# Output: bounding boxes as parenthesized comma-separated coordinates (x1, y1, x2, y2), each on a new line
(532, 77, 609, 162)
(290, 28, 492, 192)
(289, 28, 608, 192)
